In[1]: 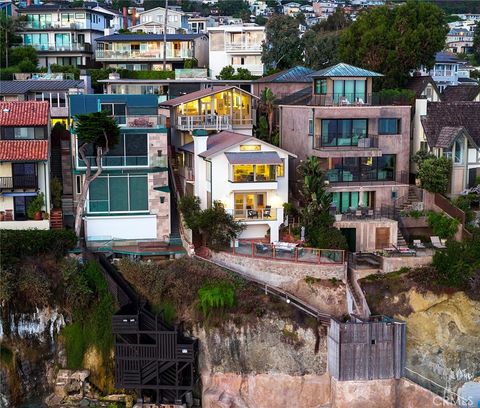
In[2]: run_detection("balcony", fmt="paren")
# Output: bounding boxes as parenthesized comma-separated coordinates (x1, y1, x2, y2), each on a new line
(225, 42, 262, 52)
(24, 22, 91, 30)
(326, 170, 408, 186)
(314, 135, 381, 158)
(277, 92, 412, 106)
(114, 115, 166, 128)
(22, 43, 91, 52)
(231, 63, 264, 76)
(177, 115, 231, 131)
(227, 207, 278, 221)
(0, 175, 38, 190)
(95, 49, 193, 61)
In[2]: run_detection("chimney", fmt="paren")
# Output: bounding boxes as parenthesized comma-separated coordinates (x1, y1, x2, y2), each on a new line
(192, 130, 209, 208)
(123, 7, 128, 30)
(132, 8, 137, 26)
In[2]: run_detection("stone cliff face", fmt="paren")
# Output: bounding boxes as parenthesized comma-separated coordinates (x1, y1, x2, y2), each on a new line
(194, 316, 330, 408)
(378, 289, 480, 392)
(0, 307, 66, 407)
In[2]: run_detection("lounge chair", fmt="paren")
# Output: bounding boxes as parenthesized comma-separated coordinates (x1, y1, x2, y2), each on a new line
(263, 206, 271, 218)
(413, 239, 426, 249)
(430, 236, 446, 249)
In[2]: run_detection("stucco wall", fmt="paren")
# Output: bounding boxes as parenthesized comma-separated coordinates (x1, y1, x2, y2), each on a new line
(381, 255, 433, 274)
(210, 250, 346, 287)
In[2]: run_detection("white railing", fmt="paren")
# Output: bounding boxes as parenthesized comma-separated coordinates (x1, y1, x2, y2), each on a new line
(231, 63, 264, 75)
(19, 43, 89, 52)
(225, 41, 263, 52)
(95, 49, 193, 60)
(227, 208, 278, 221)
(177, 115, 231, 131)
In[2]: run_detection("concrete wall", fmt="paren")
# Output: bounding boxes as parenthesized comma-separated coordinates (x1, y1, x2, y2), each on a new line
(210, 250, 346, 287)
(381, 255, 433, 274)
(0, 220, 50, 230)
(334, 218, 398, 252)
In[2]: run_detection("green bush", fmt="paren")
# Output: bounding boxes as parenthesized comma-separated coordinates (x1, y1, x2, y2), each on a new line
(417, 156, 452, 193)
(0, 229, 77, 268)
(26, 192, 44, 219)
(377, 88, 416, 105)
(120, 69, 174, 80)
(427, 211, 459, 239)
(453, 194, 476, 227)
(63, 322, 86, 369)
(184, 58, 198, 68)
(198, 281, 235, 317)
(49, 64, 81, 79)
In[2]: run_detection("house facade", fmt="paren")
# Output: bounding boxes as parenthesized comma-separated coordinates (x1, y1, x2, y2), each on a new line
(279, 63, 411, 214)
(17, 3, 116, 67)
(180, 130, 294, 242)
(207, 24, 265, 78)
(94, 33, 208, 71)
(413, 101, 480, 194)
(130, 6, 189, 34)
(69, 94, 171, 243)
(0, 101, 51, 230)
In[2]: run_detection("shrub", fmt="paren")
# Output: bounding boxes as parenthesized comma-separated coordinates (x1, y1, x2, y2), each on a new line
(63, 322, 85, 369)
(26, 192, 45, 219)
(51, 177, 62, 209)
(0, 229, 77, 268)
(50, 64, 80, 79)
(453, 194, 476, 226)
(184, 58, 198, 68)
(376, 88, 416, 105)
(417, 156, 452, 193)
(120, 69, 174, 80)
(198, 281, 235, 317)
(427, 211, 459, 239)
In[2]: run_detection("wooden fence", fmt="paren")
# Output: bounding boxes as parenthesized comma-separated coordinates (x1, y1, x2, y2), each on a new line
(328, 316, 406, 381)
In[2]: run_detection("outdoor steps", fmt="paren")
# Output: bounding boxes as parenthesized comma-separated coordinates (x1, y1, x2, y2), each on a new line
(347, 267, 365, 316)
(397, 229, 407, 247)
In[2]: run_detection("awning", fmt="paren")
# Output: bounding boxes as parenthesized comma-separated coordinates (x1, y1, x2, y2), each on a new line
(1, 191, 38, 197)
(225, 152, 283, 165)
(153, 186, 170, 193)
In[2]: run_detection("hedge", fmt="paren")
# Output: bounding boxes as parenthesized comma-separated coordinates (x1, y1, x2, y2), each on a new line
(1, 229, 77, 267)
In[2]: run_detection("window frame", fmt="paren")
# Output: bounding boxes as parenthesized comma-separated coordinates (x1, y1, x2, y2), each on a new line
(378, 118, 401, 135)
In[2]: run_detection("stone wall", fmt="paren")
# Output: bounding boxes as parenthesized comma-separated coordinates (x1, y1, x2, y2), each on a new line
(210, 251, 347, 287)
(380, 255, 433, 273)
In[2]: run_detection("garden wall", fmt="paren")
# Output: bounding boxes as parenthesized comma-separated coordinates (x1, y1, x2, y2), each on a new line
(380, 255, 433, 274)
(210, 251, 347, 287)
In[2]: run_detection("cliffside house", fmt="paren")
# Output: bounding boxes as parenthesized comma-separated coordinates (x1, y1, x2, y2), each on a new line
(69, 94, 172, 245)
(0, 101, 51, 229)
(278, 63, 412, 251)
(94, 33, 209, 71)
(178, 130, 295, 243)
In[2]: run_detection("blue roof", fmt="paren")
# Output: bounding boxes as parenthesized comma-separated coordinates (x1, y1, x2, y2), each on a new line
(311, 63, 383, 78)
(70, 94, 158, 115)
(256, 66, 315, 83)
(435, 52, 462, 64)
(96, 33, 205, 42)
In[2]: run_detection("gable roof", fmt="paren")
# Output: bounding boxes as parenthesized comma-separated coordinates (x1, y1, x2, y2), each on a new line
(95, 33, 204, 42)
(160, 86, 257, 107)
(421, 102, 480, 149)
(405, 76, 441, 99)
(0, 80, 84, 95)
(197, 131, 296, 159)
(0, 140, 49, 161)
(255, 66, 315, 83)
(0, 101, 49, 126)
(311, 63, 383, 78)
(443, 85, 480, 102)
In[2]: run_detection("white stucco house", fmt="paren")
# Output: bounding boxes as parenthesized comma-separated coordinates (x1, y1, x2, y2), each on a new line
(180, 130, 296, 242)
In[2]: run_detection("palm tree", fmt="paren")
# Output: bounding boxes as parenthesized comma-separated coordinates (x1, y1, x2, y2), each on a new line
(260, 87, 276, 142)
(297, 156, 332, 212)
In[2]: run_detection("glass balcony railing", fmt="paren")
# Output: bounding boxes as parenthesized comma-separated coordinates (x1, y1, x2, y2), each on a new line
(95, 49, 193, 60)
(79, 156, 149, 168)
(177, 115, 231, 131)
(228, 207, 278, 221)
(21, 43, 90, 52)
(114, 115, 166, 128)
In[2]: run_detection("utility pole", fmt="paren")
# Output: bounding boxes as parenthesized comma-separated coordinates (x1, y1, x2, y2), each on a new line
(163, 0, 168, 71)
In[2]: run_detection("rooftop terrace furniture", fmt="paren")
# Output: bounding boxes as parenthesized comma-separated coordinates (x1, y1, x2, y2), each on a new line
(430, 236, 446, 249)
(413, 239, 426, 249)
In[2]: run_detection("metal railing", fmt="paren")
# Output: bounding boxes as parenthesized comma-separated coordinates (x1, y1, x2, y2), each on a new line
(79, 155, 149, 167)
(326, 170, 408, 186)
(225, 41, 262, 52)
(315, 134, 379, 149)
(0, 175, 37, 189)
(21, 43, 91, 52)
(276, 92, 412, 106)
(114, 115, 166, 128)
(229, 241, 345, 265)
(95, 49, 193, 60)
(227, 208, 278, 221)
(177, 115, 231, 131)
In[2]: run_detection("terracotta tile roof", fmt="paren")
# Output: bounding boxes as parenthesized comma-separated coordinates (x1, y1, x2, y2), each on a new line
(0, 101, 49, 126)
(0, 140, 49, 161)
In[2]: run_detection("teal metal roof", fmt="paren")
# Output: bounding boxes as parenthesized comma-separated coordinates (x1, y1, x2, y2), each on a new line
(311, 63, 383, 78)
(255, 66, 315, 83)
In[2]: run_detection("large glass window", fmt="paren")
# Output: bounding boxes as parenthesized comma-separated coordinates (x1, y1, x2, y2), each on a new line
(1, 127, 46, 140)
(232, 164, 276, 182)
(88, 174, 148, 213)
(326, 155, 396, 183)
(314, 79, 327, 95)
(55, 33, 71, 47)
(332, 192, 370, 213)
(320, 119, 367, 147)
(379, 118, 400, 135)
(454, 138, 464, 164)
(234, 192, 266, 218)
(332, 80, 366, 104)
(23, 33, 49, 49)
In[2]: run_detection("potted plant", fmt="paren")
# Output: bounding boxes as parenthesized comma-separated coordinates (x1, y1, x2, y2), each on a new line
(27, 193, 45, 220)
(50, 177, 63, 215)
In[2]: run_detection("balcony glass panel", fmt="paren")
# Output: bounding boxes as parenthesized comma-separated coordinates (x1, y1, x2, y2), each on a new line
(319, 119, 367, 147)
(326, 156, 396, 183)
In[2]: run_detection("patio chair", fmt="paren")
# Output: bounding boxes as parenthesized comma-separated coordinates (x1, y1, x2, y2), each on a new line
(430, 236, 446, 249)
(247, 209, 258, 218)
(413, 239, 426, 249)
(355, 210, 362, 218)
(263, 205, 271, 218)
(367, 209, 374, 217)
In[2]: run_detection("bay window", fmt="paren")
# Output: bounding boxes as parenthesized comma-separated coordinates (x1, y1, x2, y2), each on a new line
(232, 164, 276, 182)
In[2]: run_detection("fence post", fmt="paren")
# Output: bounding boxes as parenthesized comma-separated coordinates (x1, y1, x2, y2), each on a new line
(294, 247, 298, 262)
(251, 241, 254, 258)
(318, 249, 321, 264)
